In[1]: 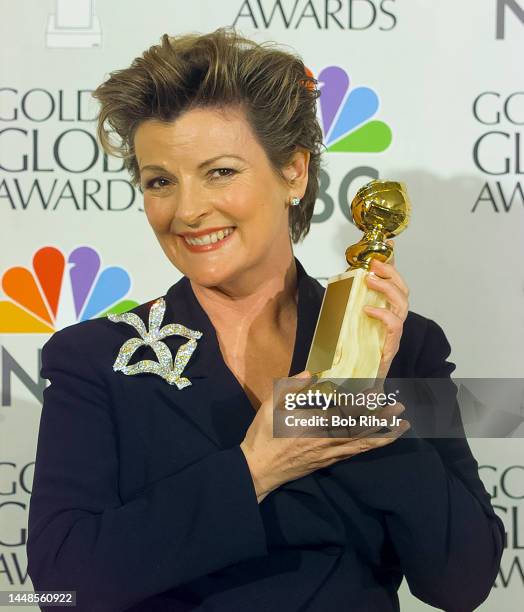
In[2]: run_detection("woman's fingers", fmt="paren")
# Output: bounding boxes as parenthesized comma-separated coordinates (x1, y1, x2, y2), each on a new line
(366, 274, 408, 320)
(362, 307, 403, 378)
(323, 419, 411, 460)
(292, 402, 406, 443)
(369, 257, 409, 298)
(363, 253, 409, 378)
(363, 304, 404, 335)
(386, 239, 395, 266)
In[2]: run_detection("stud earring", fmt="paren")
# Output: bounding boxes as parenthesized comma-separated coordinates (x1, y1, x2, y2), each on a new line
(290, 197, 301, 206)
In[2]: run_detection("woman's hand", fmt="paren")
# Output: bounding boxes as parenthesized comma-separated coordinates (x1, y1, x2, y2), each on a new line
(364, 242, 410, 379)
(240, 371, 410, 503)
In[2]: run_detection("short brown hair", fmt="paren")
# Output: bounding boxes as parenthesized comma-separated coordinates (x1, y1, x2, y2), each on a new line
(92, 27, 324, 243)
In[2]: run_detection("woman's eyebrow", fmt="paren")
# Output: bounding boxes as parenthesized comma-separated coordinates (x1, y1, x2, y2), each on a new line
(139, 163, 171, 173)
(197, 154, 246, 169)
(139, 155, 246, 174)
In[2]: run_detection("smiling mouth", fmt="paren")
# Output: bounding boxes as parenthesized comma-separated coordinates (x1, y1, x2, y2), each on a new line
(182, 227, 236, 246)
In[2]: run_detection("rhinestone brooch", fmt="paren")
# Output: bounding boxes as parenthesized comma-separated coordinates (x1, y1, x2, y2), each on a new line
(108, 297, 203, 390)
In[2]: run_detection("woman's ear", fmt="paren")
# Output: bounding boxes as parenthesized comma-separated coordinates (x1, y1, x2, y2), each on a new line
(282, 149, 310, 194)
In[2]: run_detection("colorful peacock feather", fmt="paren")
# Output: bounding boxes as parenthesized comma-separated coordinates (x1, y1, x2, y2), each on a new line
(315, 65, 392, 153)
(0, 246, 138, 333)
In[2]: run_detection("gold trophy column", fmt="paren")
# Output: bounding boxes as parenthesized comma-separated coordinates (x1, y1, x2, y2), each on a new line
(305, 180, 411, 380)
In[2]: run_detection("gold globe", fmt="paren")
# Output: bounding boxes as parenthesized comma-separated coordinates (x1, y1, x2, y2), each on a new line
(345, 180, 411, 270)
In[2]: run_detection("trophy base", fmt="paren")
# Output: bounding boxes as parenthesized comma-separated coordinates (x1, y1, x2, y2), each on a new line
(305, 267, 387, 380)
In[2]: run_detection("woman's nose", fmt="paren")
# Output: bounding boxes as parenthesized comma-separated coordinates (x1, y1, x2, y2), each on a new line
(174, 183, 211, 227)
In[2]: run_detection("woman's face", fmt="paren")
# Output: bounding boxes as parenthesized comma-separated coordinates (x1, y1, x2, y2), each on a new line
(134, 105, 308, 288)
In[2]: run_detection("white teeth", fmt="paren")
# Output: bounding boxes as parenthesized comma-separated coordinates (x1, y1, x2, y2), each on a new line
(184, 227, 234, 246)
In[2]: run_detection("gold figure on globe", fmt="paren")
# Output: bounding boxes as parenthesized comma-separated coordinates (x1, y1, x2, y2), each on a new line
(305, 180, 411, 380)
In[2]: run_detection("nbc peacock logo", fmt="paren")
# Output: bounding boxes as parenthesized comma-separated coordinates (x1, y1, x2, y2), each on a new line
(0, 246, 139, 334)
(314, 66, 392, 153)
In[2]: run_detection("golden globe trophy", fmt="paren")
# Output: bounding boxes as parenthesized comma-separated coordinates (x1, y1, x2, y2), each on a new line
(305, 180, 411, 380)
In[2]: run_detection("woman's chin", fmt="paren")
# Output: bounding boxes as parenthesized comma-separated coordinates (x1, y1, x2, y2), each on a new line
(185, 265, 237, 288)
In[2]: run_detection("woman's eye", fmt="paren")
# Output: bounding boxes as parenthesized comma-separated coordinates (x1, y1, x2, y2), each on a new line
(142, 169, 235, 191)
(210, 168, 236, 179)
(145, 177, 170, 190)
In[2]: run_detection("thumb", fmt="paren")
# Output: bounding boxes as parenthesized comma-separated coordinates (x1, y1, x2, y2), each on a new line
(293, 369, 312, 378)
(292, 369, 318, 387)
(273, 370, 314, 409)
(291, 369, 318, 395)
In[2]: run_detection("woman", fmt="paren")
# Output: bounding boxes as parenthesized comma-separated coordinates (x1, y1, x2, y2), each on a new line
(27, 28, 504, 611)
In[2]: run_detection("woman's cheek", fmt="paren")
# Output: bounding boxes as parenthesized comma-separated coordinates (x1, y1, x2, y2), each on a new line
(144, 198, 172, 232)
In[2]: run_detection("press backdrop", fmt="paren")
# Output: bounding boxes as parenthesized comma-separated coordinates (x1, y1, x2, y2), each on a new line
(1, 1, 523, 610)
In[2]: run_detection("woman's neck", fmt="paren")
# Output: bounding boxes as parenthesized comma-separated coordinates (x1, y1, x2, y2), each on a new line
(189, 255, 298, 333)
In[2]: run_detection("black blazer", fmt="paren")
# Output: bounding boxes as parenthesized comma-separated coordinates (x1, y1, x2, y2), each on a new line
(27, 257, 504, 612)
